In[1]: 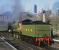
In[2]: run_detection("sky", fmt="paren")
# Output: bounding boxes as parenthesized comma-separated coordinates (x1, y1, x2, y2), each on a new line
(20, 0, 59, 13)
(0, 0, 59, 14)
(0, 0, 14, 14)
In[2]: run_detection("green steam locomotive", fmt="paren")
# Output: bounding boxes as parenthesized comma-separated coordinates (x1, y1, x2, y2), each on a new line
(11, 19, 53, 46)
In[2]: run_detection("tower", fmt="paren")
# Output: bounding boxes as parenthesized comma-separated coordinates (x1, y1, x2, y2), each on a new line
(34, 4, 37, 13)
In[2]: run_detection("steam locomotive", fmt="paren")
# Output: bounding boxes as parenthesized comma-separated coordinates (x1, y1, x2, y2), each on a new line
(10, 19, 53, 46)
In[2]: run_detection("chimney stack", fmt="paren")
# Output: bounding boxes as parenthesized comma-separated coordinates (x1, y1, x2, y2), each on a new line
(42, 10, 46, 23)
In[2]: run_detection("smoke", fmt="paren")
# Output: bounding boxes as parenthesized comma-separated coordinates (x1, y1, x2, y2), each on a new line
(0, 0, 24, 23)
(12, 0, 24, 22)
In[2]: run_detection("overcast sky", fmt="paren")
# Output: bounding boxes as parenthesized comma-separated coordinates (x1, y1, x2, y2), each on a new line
(0, 0, 59, 14)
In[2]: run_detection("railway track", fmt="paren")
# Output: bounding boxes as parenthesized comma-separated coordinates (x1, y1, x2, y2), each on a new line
(5, 38, 59, 50)
(0, 33, 59, 50)
(0, 32, 45, 50)
(0, 33, 44, 50)
(6, 39, 45, 50)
